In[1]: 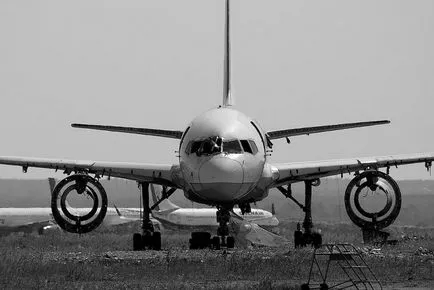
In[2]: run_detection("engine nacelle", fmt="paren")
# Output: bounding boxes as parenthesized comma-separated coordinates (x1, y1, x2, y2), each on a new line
(51, 174, 108, 234)
(344, 170, 402, 230)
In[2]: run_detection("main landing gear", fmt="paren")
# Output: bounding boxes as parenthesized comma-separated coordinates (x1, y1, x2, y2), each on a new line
(189, 207, 235, 250)
(278, 180, 322, 249)
(133, 182, 161, 251)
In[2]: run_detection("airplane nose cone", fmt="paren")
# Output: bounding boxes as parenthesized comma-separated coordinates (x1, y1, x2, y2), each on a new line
(197, 157, 244, 201)
(199, 157, 243, 183)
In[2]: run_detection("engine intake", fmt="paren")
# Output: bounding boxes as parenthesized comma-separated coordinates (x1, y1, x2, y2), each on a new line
(344, 171, 401, 230)
(51, 174, 108, 234)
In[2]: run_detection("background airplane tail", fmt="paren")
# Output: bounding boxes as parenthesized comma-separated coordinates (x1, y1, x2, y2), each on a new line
(48, 177, 56, 194)
(150, 184, 179, 212)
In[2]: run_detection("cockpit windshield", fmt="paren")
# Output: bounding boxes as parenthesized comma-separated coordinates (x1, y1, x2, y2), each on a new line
(187, 136, 222, 156)
(222, 140, 242, 154)
(186, 137, 257, 156)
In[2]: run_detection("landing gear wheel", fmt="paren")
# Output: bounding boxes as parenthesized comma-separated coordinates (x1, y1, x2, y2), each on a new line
(189, 238, 197, 250)
(294, 229, 303, 248)
(142, 234, 152, 249)
(152, 232, 161, 250)
(133, 232, 162, 251)
(189, 232, 211, 249)
(212, 236, 220, 250)
(133, 233, 142, 251)
(226, 236, 235, 248)
(312, 232, 322, 249)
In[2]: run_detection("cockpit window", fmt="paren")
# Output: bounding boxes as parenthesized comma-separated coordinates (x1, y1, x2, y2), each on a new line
(189, 141, 202, 154)
(187, 137, 253, 156)
(187, 137, 222, 156)
(240, 140, 252, 154)
(223, 140, 242, 154)
(248, 140, 258, 154)
(240, 139, 259, 155)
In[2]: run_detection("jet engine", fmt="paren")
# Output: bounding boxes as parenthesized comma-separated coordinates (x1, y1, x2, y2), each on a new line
(344, 170, 401, 230)
(51, 174, 108, 234)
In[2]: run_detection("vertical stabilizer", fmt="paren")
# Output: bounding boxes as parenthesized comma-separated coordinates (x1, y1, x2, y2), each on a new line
(150, 184, 179, 212)
(48, 178, 56, 194)
(223, 0, 234, 106)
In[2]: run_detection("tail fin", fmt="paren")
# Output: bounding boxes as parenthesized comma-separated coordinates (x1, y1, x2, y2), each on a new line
(150, 184, 179, 212)
(222, 0, 234, 107)
(48, 178, 56, 194)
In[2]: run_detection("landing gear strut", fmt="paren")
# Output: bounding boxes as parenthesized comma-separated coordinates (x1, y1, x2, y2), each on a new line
(239, 203, 251, 215)
(216, 207, 235, 248)
(278, 181, 322, 248)
(133, 182, 161, 251)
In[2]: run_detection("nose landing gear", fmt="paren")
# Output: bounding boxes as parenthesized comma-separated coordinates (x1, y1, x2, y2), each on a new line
(215, 207, 235, 248)
(189, 207, 235, 250)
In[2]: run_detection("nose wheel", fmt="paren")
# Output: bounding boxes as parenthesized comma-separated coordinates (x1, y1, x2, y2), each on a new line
(189, 207, 235, 250)
(215, 207, 235, 249)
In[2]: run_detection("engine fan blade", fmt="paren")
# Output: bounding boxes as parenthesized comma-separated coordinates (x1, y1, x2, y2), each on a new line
(229, 211, 288, 247)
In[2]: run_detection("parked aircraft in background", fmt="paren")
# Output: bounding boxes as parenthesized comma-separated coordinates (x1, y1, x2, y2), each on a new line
(0, 207, 139, 235)
(149, 184, 279, 232)
(0, 0, 433, 250)
(0, 179, 155, 235)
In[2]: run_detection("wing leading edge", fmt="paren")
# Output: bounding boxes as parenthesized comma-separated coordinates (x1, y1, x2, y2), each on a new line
(272, 153, 434, 187)
(71, 123, 183, 139)
(267, 120, 390, 140)
(0, 156, 180, 187)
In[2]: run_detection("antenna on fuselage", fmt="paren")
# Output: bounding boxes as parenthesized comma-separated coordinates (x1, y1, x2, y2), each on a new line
(222, 0, 234, 107)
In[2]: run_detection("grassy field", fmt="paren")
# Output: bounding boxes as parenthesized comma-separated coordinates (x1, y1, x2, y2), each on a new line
(0, 221, 433, 289)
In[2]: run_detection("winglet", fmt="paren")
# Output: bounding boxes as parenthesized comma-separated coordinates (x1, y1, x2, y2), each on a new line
(222, 0, 234, 107)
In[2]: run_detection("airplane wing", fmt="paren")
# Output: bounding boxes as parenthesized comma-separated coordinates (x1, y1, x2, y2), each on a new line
(0, 156, 180, 187)
(267, 120, 390, 140)
(271, 153, 434, 187)
(71, 123, 183, 139)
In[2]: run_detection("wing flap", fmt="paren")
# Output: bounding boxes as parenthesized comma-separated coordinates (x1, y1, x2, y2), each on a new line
(272, 153, 434, 187)
(71, 123, 183, 139)
(267, 120, 390, 140)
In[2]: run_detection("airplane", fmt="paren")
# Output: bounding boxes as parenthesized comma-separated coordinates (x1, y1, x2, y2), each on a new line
(0, 207, 145, 235)
(0, 0, 433, 250)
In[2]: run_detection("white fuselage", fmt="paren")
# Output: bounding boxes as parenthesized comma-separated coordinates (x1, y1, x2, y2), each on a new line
(152, 207, 278, 231)
(0, 207, 132, 230)
(177, 107, 278, 206)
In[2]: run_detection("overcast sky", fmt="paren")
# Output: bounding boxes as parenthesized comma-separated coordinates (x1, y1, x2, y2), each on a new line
(0, 0, 433, 180)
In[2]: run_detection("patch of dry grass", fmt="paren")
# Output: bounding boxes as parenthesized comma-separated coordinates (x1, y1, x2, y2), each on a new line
(0, 222, 432, 289)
